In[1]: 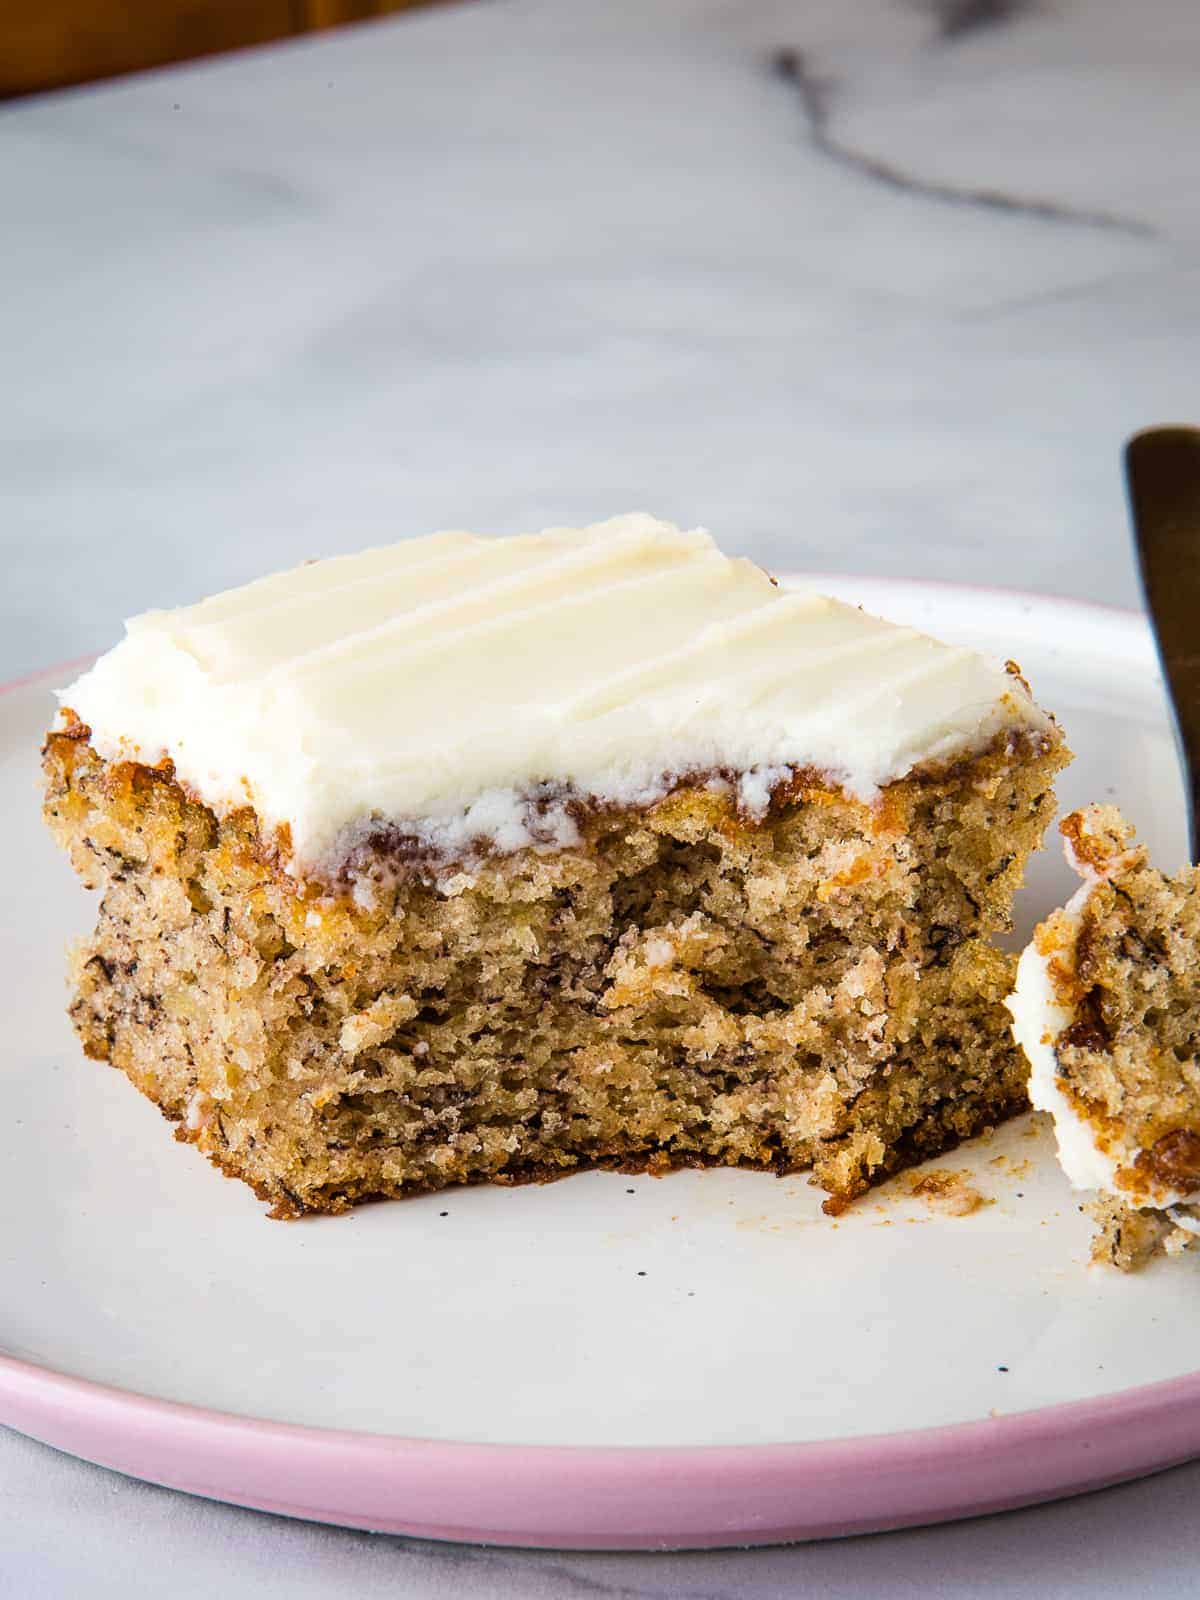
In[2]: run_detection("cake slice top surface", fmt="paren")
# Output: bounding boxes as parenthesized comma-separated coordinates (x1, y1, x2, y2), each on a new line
(59, 514, 1055, 873)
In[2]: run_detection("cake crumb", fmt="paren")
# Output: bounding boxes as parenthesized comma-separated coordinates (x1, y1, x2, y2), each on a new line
(338, 991, 419, 1055)
(907, 1169, 991, 1216)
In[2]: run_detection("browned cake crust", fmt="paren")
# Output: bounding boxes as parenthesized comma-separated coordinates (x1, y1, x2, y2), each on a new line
(42, 720, 1067, 1218)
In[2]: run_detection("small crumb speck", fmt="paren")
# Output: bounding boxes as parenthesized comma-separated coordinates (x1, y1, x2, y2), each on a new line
(997, 1365, 1009, 1373)
(637, 1270, 647, 1277)
(439, 1211, 448, 1217)
(626, 1188, 635, 1194)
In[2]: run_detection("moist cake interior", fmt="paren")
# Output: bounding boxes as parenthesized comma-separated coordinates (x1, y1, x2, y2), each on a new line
(44, 722, 1065, 1217)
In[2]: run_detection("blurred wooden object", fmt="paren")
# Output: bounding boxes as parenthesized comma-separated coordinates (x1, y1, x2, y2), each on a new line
(0, 0, 436, 99)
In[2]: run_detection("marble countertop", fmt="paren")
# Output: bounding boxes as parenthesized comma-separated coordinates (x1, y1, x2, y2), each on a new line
(4, 0, 1200, 1592)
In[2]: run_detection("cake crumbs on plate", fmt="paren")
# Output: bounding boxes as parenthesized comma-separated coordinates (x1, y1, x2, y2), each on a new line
(907, 1169, 992, 1217)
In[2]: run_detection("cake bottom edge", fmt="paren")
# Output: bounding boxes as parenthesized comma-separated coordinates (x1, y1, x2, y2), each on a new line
(80, 1025, 1029, 1221)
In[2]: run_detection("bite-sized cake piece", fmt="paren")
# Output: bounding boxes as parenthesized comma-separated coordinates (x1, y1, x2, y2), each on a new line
(1009, 806, 1200, 1268)
(43, 515, 1068, 1218)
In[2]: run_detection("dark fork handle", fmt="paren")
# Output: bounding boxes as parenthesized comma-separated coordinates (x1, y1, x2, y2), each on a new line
(1125, 426, 1200, 864)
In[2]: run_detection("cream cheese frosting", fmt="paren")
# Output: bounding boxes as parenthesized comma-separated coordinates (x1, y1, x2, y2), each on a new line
(60, 513, 1054, 877)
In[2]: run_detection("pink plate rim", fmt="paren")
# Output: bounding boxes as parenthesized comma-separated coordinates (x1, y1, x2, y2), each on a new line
(6, 591, 1194, 1551)
(3, 1350, 1200, 1549)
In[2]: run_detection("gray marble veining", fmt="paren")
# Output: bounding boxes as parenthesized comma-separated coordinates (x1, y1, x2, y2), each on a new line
(5, 0, 1198, 686)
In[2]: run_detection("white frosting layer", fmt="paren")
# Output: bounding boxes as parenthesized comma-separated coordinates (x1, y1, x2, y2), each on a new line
(61, 514, 1052, 875)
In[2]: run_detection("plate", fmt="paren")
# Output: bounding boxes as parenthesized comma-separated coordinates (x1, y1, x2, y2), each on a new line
(3, 578, 1198, 1550)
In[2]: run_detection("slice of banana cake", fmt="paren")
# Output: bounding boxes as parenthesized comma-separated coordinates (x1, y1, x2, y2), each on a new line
(43, 514, 1067, 1217)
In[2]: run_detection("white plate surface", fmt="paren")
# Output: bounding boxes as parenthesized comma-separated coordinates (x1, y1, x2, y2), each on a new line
(1, 580, 1196, 1527)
